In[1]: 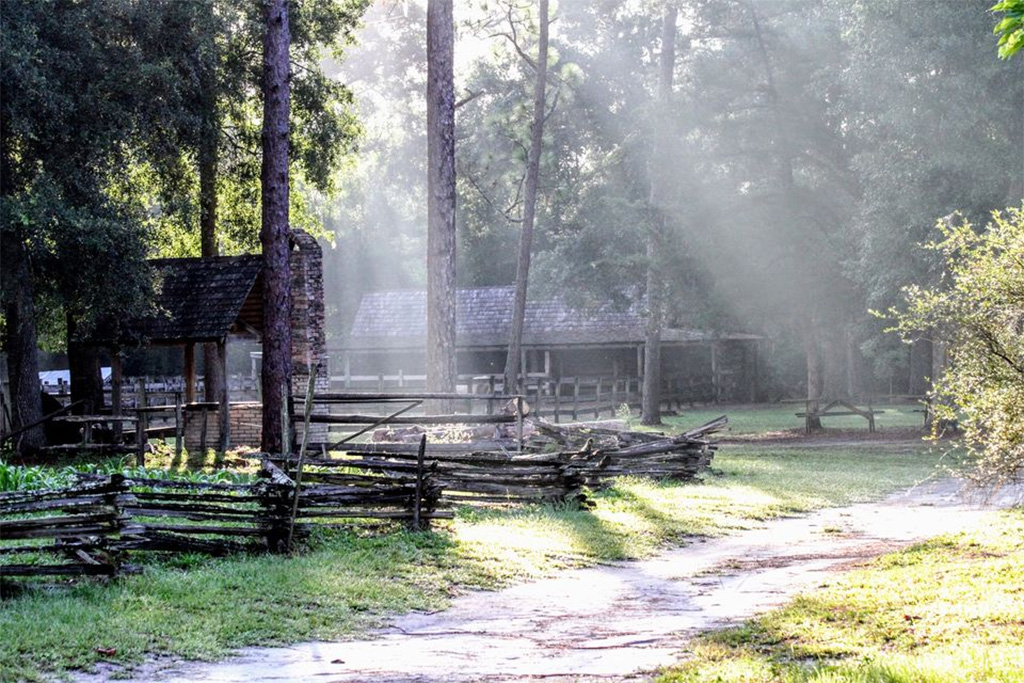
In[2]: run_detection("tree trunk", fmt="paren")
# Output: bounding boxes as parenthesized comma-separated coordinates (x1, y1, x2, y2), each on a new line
(260, 0, 292, 453)
(503, 0, 549, 397)
(66, 314, 104, 415)
(908, 338, 932, 396)
(641, 241, 665, 425)
(641, 5, 677, 426)
(845, 325, 860, 399)
(198, 40, 228, 446)
(426, 0, 457, 411)
(0, 229, 45, 451)
(201, 135, 225, 410)
(802, 321, 823, 430)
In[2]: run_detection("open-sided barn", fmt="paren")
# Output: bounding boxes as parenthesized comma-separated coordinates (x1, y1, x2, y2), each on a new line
(338, 286, 761, 405)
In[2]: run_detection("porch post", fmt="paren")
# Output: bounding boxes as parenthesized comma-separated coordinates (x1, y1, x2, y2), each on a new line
(111, 349, 123, 443)
(710, 341, 720, 403)
(184, 343, 197, 403)
(217, 337, 230, 451)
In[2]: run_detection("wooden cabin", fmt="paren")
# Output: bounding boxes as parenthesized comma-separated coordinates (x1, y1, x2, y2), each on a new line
(87, 231, 328, 450)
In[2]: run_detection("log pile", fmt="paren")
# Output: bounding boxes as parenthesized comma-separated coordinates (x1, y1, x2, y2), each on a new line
(526, 415, 724, 487)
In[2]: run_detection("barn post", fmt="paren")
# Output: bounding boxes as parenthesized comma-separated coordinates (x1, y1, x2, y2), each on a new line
(217, 337, 230, 452)
(184, 343, 197, 403)
(111, 349, 123, 443)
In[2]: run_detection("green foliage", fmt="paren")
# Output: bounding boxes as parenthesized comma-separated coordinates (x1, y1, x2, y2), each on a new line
(135, 0, 368, 256)
(887, 207, 1024, 488)
(993, 0, 1024, 58)
(0, 459, 254, 492)
(840, 0, 1023, 384)
(0, 462, 67, 492)
(0, 0, 181, 347)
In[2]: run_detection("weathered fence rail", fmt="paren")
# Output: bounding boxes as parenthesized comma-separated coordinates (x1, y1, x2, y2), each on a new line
(0, 476, 133, 577)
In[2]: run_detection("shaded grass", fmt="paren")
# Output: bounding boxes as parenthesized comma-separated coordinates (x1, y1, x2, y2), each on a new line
(657, 508, 1024, 683)
(661, 403, 925, 435)
(0, 443, 943, 682)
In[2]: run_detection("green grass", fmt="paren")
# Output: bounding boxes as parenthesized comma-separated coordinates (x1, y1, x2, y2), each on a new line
(0, 443, 944, 682)
(662, 403, 926, 436)
(656, 508, 1024, 683)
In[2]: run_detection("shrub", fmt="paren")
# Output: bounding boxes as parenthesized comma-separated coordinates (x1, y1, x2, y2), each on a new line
(888, 206, 1024, 489)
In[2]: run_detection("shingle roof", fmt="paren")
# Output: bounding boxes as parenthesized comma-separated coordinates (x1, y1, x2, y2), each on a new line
(119, 256, 263, 344)
(346, 286, 758, 349)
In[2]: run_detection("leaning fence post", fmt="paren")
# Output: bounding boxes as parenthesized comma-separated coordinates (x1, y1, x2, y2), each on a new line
(413, 434, 426, 531)
(286, 368, 319, 553)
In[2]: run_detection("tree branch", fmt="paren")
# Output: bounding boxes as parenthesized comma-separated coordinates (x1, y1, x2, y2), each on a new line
(455, 89, 486, 109)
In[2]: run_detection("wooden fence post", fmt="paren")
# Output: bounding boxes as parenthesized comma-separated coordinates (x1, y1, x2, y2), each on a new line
(572, 377, 580, 421)
(135, 418, 145, 467)
(413, 434, 426, 531)
(516, 395, 524, 454)
(174, 392, 183, 460)
(554, 377, 562, 423)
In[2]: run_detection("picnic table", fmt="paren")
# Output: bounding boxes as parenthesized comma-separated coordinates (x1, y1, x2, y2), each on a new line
(792, 399, 876, 434)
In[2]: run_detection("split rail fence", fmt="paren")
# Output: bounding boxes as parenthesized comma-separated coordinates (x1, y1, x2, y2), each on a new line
(1, 458, 446, 580)
(291, 390, 723, 508)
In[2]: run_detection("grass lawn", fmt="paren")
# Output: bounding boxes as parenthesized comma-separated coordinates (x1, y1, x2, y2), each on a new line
(661, 402, 926, 436)
(657, 507, 1024, 683)
(1, 442, 944, 682)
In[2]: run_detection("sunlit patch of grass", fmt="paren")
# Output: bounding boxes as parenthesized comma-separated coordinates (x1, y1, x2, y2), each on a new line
(143, 441, 262, 475)
(0, 443, 946, 681)
(657, 509, 1024, 683)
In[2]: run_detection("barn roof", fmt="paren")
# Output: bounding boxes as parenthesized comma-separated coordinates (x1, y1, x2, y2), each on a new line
(103, 256, 263, 345)
(346, 286, 759, 350)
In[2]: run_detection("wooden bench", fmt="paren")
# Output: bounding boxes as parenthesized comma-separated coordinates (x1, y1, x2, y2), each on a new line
(795, 399, 875, 434)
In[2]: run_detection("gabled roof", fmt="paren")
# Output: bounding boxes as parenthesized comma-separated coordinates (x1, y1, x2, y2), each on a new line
(346, 286, 759, 350)
(118, 255, 263, 344)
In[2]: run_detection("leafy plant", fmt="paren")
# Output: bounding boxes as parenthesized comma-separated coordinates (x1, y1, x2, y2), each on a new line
(885, 207, 1024, 490)
(993, 0, 1024, 59)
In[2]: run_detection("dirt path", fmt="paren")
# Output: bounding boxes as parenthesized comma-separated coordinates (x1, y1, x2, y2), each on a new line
(84, 479, 1020, 683)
